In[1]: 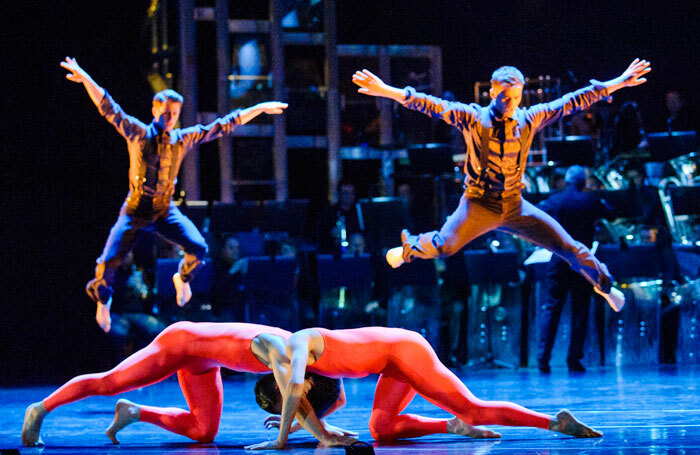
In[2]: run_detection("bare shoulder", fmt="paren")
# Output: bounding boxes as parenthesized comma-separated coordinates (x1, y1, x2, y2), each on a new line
(290, 328, 322, 342)
(256, 333, 287, 352)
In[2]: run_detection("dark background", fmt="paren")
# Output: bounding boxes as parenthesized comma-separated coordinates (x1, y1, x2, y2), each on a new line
(2, 0, 698, 384)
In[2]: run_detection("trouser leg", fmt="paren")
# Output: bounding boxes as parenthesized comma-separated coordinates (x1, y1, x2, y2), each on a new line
(567, 270, 592, 363)
(155, 205, 208, 282)
(538, 258, 569, 365)
(86, 214, 146, 303)
(402, 193, 500, 263)
(499, 199, 613, 293)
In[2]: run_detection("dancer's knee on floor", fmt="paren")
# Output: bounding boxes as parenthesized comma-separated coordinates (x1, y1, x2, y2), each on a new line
(190, 424, 218, 443)
(369, 413, 399, 442)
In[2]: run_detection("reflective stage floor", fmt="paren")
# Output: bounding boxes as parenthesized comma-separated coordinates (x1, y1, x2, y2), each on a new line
(2, 365, 698, 454)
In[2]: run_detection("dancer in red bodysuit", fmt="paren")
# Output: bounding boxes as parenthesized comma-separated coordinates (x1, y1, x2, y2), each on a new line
(248, 327, 601, 449)
(21, 322, 354, 447)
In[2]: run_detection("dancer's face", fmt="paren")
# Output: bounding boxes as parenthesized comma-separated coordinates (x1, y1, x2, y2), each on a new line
(152, 100, 182, 132)
(489, 82, 523, 118)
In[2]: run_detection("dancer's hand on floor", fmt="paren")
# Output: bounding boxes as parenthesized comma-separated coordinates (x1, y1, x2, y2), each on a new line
(244, 439, 286, 450)
(263, 415, 302, 433)
(323, 422, 359, 438)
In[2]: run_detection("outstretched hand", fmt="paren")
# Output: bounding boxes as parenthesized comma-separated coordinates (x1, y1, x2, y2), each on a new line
(618, 58, 652, 87)
(257, 101, 288, 114)
(60, 57, 89, 84)
(352, 69, 389, 97)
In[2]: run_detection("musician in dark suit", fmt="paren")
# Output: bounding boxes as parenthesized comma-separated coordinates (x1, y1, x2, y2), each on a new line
(536, 166, 612, 373)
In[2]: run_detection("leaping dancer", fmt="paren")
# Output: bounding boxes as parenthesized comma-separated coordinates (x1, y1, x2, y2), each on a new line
(352, 59, 652, 312)
(60, 57, 287, 332)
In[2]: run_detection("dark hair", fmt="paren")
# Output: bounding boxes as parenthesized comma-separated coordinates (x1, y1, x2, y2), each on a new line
(255, 373, 341, 416)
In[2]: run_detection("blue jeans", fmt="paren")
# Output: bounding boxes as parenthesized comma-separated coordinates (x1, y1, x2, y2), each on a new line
(86, 203, 208, 303)
(403, 192, 612, 292)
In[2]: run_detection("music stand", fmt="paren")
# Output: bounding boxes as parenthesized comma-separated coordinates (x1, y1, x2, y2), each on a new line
(210, 201, 263, 233)
(317, 253, 373, 289)
(317, 253, 373, 328)
(544, 136, 595, 167)
(407, 143, 456, 176)
(243, 256, 298, 330)
(357, 197, 412, 253)
(464, 249, 520, 369)
(260, 199, 310, 237)
(669, 186, 700, 216)
(647, 131, 698, 162)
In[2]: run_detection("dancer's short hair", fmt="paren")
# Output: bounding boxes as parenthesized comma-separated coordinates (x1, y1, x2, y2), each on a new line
(491, 66, 525, 86)
(255, 373, 341, 416)
(153, 89, 184, 105)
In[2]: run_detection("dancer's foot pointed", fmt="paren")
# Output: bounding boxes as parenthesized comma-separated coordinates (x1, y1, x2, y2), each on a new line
(106, 399, 141, 444)
(21, 402, 47, 447)
(386, 229, 413, 268)
(595, 286, 625, 312)
(173, 273, 192, 307)
(96, 297, 112, 333)
(549, 409, 602, 438)
(447, 417, 501, 438)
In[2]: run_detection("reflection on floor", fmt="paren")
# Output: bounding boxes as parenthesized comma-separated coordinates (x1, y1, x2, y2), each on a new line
(2, 365, 699, 454)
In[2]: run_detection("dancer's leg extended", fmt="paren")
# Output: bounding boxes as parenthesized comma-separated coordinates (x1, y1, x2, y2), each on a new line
(499, 200, 624, 311)
(22, 323, 201, 446)
(389, 333, 549, 428)
(387, 194, 500, 267)
(387, 332, 601, 437)
(369, 375, 499, 442)
(108, 364, 223, 443)
(499, 200, 608, 289)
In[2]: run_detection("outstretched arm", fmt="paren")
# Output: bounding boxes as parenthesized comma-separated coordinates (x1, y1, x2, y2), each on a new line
(352, 69, 408, 103)
(529, 59, 652, 130)
(237, 102, 288, 125)
(59, 57, 105, 108)
(180, 101, 288, 147)
(353, 69, 477, 127)
(60, 56, 147, 140)
(594, 58, 651, 95)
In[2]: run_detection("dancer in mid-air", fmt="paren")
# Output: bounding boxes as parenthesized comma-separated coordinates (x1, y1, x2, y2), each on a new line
(21, 322, 355, 447)
(60, 57, 288, 332)
(352, 59, 652, 312)
(248, 326, 601, 449)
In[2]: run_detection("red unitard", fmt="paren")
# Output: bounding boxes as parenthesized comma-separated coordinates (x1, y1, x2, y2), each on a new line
(305, 327, 550, 442)
(42, 322, 290, 442)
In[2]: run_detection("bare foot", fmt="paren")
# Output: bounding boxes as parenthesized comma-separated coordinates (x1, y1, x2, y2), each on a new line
(549, 409, 602, 438)
(96, 297, 112, 332)
(106, 399, 141, 444)
(21, 402, 47, 446)
(172, 273, 192, 307)
(447, 417, 501, 438)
